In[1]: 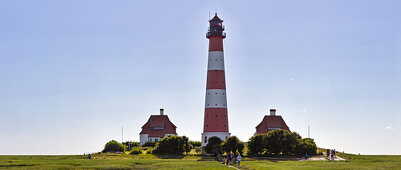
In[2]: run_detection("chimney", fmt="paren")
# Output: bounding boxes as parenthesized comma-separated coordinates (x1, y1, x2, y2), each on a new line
(270, 109, 276, 116)
(160, 108, 164, 115)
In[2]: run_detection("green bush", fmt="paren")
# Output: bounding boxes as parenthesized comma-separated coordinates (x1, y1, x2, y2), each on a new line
(265, 130, 297, 155)
(102, 140, 125, 153)
(189, 141, 202, 147)
(123, 141, 140, 151)
(295, 138, 317, 156)
(130, 147, 142, 155)
(204, 136, 223, 154)
(142, 141, 156, 147)
(247, 134, 267, 155)
(238, 142, 245, 155)
(146, 148, 153, 154)
(246, 130, 317, 156)
(221, 136, 242, 154)
(152, 135, 191, 155)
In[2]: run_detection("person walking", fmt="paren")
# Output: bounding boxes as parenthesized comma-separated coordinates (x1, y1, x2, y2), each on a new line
(237, 154, 242, 168)
(88, 153, 91, 159)
(305, 153, 308, 160)
(226, 154, 230, 165)
(333, 149, 336, 159)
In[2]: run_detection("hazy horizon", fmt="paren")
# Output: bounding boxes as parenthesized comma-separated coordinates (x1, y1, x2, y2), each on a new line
(1, 0, 400, 155)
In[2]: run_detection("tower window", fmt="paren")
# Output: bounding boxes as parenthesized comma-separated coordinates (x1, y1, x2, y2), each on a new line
(204, 136, 207, 143)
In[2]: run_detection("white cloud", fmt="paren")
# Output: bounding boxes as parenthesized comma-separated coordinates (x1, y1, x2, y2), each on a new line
(295, 108, 307, 113)
(384, 125, 394, 130)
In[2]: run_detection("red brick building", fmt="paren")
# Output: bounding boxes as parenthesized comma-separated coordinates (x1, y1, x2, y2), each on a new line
(139, 109, 177, 146)
(255, 109, 290, 134)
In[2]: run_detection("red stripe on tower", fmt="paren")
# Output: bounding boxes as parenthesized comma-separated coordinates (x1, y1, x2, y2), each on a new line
(201, 13, 230, 146)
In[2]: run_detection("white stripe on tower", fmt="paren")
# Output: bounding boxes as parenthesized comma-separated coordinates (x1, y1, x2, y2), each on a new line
(205, 89, 227, 108)
(207, 51, 225, 70)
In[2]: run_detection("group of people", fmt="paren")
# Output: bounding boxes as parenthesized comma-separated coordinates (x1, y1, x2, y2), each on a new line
(326, 149, 336, 160)
(215, 152, 242, 168)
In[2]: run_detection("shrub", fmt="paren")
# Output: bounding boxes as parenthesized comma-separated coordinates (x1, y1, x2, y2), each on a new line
(189, 141, 202, 147)
(152, 135, 191, 155)
(246, 130, 317, 157)
(123, 141, 140, 151)
(102, 140, 125, 153)
(238, 142, 245, 155)
(247, 134, 267, 155)
(142, 141, 156, 147)
(295, 138, 317, 156)
(130, 147, 142, 155)
(265, 130, 297, 155)
(221, 136, 242, 154)
(146, 148, 153, 154)
(204, 136, 223, 154)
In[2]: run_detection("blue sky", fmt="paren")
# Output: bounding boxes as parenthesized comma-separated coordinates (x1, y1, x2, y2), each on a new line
(1, 0, 400, 155)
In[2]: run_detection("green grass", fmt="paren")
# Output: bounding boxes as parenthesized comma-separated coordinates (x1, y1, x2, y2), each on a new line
(1, 153, 400, 169)
(241, 153, 401, 170)
(0, 154, 230, 169)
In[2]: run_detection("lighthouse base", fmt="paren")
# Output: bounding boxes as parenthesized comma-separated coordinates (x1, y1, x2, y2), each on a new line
(201, 132, 230, 147)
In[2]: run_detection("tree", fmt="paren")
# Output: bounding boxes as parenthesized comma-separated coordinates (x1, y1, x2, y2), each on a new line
(102, 140, 125, 153)
(152, 135, 191, 155)
(123, 141, 140, 151)
(189, 141, 202, 147)
(204, 136, 223, 154)
(237, 142, 245, 155)
(221, 136, 241, 154)
(247, 134, 267, 155)
(265, 129, 297, 155)
(246, 130, 317, 156)
(295, 138, 317, 156)
(142, 141, 156, 147)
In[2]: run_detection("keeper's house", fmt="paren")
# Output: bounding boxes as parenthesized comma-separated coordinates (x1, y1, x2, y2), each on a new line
(139, 109, 177, 146)
(255, 109, 290, 134)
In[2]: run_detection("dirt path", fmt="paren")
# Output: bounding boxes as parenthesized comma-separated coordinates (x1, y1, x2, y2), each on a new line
(310, 151, 345, 161)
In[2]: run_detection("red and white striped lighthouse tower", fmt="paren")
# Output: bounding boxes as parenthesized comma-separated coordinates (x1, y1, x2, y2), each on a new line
(201, 13, 230, 146)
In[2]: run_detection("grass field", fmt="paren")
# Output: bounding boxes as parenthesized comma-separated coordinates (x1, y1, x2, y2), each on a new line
(1, 153, 400, 169)
(0, 154, 230, 169)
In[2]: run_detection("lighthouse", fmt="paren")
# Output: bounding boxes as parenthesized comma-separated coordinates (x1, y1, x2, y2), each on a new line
(201, 13, 230, 146)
